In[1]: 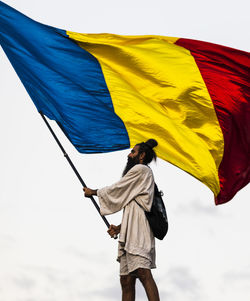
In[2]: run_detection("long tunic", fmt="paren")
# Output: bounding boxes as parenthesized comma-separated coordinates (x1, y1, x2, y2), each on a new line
(97, 164, 155, 262)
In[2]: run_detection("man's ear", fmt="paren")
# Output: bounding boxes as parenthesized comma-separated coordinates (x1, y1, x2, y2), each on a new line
(139, 151, 146, 162)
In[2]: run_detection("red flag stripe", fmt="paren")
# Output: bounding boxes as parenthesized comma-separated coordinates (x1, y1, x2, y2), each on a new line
(175, 38, 250, 204)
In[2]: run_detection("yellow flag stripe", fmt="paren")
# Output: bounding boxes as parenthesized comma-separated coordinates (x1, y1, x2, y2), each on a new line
(67, 32, 224, 195)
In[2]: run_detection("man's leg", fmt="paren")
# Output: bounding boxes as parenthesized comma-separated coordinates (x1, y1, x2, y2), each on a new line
(120, 274, 136, 301)
(136, 268, 160, 301)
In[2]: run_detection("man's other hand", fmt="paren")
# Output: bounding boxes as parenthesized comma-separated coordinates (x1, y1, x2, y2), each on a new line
(108, 224, 121, 238)
(83, 187, 97, 198)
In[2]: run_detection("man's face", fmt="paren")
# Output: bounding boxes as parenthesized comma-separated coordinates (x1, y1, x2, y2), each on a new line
(122, 145, 141, 176)
(128, 145, 140, 160)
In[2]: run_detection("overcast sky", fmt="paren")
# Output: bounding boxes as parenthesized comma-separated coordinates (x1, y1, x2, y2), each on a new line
(0, 1, 249, 301)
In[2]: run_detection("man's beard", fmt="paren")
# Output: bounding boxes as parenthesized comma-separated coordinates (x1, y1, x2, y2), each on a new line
(122, 155, 140, 176)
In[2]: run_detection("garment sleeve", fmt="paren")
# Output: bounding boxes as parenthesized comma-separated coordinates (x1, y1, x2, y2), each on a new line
(97, 165, 154, 215)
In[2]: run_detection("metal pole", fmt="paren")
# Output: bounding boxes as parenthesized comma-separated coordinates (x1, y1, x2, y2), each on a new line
(39, 111, 111, 229)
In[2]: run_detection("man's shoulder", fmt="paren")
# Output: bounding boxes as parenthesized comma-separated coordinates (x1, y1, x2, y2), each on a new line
(130, 164, 153, 175)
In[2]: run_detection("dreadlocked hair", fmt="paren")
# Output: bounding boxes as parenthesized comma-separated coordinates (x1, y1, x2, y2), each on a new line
(137, 139, 158, 165)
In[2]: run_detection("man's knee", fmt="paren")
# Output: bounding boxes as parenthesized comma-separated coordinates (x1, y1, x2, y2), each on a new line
(120, 275, 136, 290)
(136, 268, 152, 284)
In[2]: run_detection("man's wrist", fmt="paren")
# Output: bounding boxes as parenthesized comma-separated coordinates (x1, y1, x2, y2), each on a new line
(92, 189, 98, 196)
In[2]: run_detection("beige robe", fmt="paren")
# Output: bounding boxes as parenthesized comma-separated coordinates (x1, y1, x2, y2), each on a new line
(97, 164, 155, 263)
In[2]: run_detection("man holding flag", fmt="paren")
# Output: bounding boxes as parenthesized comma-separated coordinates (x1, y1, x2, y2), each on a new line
(0, 2, 249, 299)
(84, 139, 160, 301)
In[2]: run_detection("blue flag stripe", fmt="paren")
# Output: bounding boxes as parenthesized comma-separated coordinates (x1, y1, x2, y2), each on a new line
(0, 1, 130, 152)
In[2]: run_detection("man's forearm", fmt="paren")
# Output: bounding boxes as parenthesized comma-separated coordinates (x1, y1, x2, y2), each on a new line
(89, 189, 98, 195)
(90, 189, 98, 196)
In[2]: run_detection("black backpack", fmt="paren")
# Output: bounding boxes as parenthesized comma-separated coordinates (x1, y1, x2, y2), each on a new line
(145, 183, 168, 240)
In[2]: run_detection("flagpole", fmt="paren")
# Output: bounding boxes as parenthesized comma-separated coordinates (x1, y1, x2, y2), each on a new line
(39, 111, 113, 232)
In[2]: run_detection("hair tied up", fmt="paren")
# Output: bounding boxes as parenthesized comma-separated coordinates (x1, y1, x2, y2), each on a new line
(145, 139, 158, 149)
(137, 138, 158, 164)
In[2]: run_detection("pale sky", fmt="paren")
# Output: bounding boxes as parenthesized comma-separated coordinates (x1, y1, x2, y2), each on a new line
(0, 1, 249, 301)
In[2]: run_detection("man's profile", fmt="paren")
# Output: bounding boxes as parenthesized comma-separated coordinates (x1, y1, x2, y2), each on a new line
(84, 139, 160, 301)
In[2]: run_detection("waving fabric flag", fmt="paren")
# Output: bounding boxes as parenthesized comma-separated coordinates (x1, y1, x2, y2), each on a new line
(0, 1, 249, 204)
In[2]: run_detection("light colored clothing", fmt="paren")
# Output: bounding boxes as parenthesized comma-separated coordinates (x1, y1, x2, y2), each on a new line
(97, 164, 155, 266)
(120, 251, 156, 276)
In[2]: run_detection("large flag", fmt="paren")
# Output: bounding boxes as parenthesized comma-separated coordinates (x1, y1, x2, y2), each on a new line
(0, 1, 249, 204)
